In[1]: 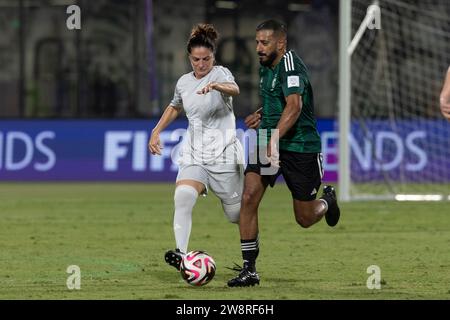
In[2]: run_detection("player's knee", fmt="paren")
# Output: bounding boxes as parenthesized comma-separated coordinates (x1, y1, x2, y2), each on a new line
(222, 202, 240, 224)
(241, 189, 259, 208)
(174, 185, 198, 208)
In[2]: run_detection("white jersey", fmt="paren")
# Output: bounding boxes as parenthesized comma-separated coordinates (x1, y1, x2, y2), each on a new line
(170, 66, 243, 169)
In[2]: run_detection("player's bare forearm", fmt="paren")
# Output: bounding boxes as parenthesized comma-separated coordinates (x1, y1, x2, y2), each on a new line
(152, 105, 181, 134)
(198, 82, 240, 96)
(149, 105, 181, 155)
(276, 94, 302, 139)
(213, 82, 240, 96)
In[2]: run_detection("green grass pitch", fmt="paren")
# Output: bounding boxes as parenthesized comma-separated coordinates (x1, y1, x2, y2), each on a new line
(0, 182, 449, 299)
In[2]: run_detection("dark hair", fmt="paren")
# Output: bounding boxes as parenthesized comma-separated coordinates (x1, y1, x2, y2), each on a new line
(187, 23, 219, 54)
(256, 19, 287, 37)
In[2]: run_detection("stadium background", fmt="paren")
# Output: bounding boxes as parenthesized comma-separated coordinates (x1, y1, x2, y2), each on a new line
(0, 0, 340, 119)
(2, 0, 446, 185)
(1, 0, 450, 301)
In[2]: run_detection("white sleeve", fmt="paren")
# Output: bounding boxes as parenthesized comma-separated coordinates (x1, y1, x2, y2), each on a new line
(169, 81, 182, 108)
(216, 66, 237, 84)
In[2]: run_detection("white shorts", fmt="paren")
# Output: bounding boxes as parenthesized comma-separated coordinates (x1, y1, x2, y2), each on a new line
(176, 163, 243, 205)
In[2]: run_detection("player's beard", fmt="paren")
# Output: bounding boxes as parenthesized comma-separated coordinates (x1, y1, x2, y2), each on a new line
(259, 50, 278, 67)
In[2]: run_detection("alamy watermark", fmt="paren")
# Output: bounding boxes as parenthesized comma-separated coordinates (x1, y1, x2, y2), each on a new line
(366, 265, 381, 290)
(66, 265, 81, 290)
(66, 5, 81, 30)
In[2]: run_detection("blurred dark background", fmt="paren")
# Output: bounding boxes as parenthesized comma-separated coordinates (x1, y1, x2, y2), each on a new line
(0, 0, 339, 118)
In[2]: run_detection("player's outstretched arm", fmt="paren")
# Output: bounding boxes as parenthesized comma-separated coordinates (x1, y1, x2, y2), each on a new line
(148, 105, 182, 155)
(197, 82, 240, 96)
(440, 66, 450, 121)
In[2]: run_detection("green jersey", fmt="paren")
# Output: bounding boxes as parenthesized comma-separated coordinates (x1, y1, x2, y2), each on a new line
(259, 50, 321, 153)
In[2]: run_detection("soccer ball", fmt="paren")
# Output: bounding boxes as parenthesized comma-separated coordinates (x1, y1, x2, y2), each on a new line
(180, 250, 216, 286)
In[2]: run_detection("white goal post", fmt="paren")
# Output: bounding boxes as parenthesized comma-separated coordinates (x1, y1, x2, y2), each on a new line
(338, 0, 450, 201)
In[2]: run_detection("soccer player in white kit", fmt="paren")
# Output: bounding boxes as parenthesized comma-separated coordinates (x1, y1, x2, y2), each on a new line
(148, 24, 244, 271)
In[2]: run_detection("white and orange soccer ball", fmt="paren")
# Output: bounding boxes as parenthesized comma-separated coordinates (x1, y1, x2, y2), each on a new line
(180, 250, 216, 286)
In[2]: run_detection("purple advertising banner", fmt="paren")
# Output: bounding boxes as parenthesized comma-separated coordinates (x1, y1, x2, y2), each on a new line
(0, 119, 449, 182)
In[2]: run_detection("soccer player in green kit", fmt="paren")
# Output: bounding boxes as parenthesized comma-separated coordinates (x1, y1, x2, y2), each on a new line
(227, 20, 340, 287)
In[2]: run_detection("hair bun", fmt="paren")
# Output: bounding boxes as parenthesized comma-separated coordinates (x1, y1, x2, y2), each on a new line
(190, 23, 219, 42)
(187, 23, 219, 53)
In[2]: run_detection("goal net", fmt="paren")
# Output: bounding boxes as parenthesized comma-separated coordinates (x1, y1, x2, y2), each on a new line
(347, 0, 450, 200)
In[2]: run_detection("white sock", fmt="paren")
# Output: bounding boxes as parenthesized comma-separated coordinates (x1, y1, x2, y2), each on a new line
(173, 185, 199, 253)
(319, 198, 329, 212)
